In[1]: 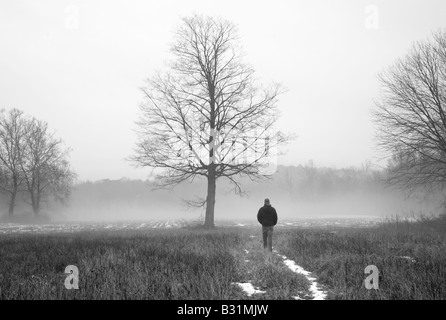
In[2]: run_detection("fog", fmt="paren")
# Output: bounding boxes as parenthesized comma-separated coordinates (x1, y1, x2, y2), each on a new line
(2, 1, 446, 181)
(13, 164, 438, 223)
(1, 1, 446, 224)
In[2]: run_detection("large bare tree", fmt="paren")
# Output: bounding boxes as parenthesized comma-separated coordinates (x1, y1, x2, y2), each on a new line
(132, 15, 290, 227)
(0, 109, 27, 215)
(373, 30, 446, 192)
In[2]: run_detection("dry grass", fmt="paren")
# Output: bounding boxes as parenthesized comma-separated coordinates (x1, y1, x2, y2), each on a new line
(275, 215, 446, 299)
(1, 215, 446, 300)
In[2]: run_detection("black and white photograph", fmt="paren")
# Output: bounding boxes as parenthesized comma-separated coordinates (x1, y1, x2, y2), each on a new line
(1, 0, 446, 309)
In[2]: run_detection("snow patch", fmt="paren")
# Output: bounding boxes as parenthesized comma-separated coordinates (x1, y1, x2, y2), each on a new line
(279, 254, 327, 300)
(398, 256, 416, 263)
(232, 282, 266, 296)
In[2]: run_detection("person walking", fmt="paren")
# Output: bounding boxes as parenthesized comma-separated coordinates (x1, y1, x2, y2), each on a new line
(257, 198, 278, 252)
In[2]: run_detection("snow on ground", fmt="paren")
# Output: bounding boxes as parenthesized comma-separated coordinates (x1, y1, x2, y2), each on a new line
(232, 282, 266, 296)
(397, 256, 416, 263)
(275, 251, 328, 300)
(0, 217, 382, 235)
(0, 220, 197, 234)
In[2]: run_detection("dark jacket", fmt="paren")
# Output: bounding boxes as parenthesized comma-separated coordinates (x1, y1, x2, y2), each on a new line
(257, 205, 278, 227)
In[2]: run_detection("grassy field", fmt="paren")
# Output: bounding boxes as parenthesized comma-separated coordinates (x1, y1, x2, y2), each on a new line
(275, 215, 446, 299)
(1, 215, 446, 300)
(0, 226, 311, 300)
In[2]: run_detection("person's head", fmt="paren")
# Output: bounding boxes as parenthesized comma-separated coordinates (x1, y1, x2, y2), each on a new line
(264, 198, 270, 206)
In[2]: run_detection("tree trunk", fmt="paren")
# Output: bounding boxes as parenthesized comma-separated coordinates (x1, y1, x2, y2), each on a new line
(34, 179, 41, 217)
(8, 178, 18, 216)
(8, 190, 16, 216)
(31, 192, 40, 217)
(204, 163, 216, 228)
(33, 202, 40, 216)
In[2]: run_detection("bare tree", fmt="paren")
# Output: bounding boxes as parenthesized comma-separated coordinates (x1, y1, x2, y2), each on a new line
(0, 109, 27, 216)
(20, 118, 75, 216)
(131, 15, 291, 227)
(373, 30, 446, 192)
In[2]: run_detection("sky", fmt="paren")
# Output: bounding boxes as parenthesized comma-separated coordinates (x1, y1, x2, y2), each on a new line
(1, 0, 446, 181)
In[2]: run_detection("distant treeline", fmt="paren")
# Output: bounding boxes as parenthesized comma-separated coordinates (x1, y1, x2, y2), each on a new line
(69, 164, 385, 207)
(29, 163, 440, 222)
(2, 164, 442, 221)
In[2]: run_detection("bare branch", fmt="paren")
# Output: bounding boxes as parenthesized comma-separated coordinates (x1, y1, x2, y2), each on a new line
(373, 29, 446, 192)
(131, 15, 293, 225)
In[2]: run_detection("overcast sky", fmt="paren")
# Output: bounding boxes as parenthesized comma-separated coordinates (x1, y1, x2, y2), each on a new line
(1, 0, 445, 181)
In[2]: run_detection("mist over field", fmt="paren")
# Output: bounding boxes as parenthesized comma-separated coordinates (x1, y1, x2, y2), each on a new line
(3, 164, 438, 223)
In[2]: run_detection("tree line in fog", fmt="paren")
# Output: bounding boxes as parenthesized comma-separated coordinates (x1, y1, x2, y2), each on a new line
(0, 109, 75, 217)
(69, 163, 434, 203)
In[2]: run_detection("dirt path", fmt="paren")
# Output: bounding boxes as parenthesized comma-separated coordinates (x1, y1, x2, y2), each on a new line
(232, 231, 328, 300)
(274, 250, 327, 300)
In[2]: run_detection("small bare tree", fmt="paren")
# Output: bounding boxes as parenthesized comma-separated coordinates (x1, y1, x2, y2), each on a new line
(373, 30, 446, 192)
(0, 109, 27, 215)
(131, 15, 291, 227)
(20, 118, 75, 216)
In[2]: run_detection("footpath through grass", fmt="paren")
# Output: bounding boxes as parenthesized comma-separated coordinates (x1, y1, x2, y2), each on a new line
(231, 229, 312, 300)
